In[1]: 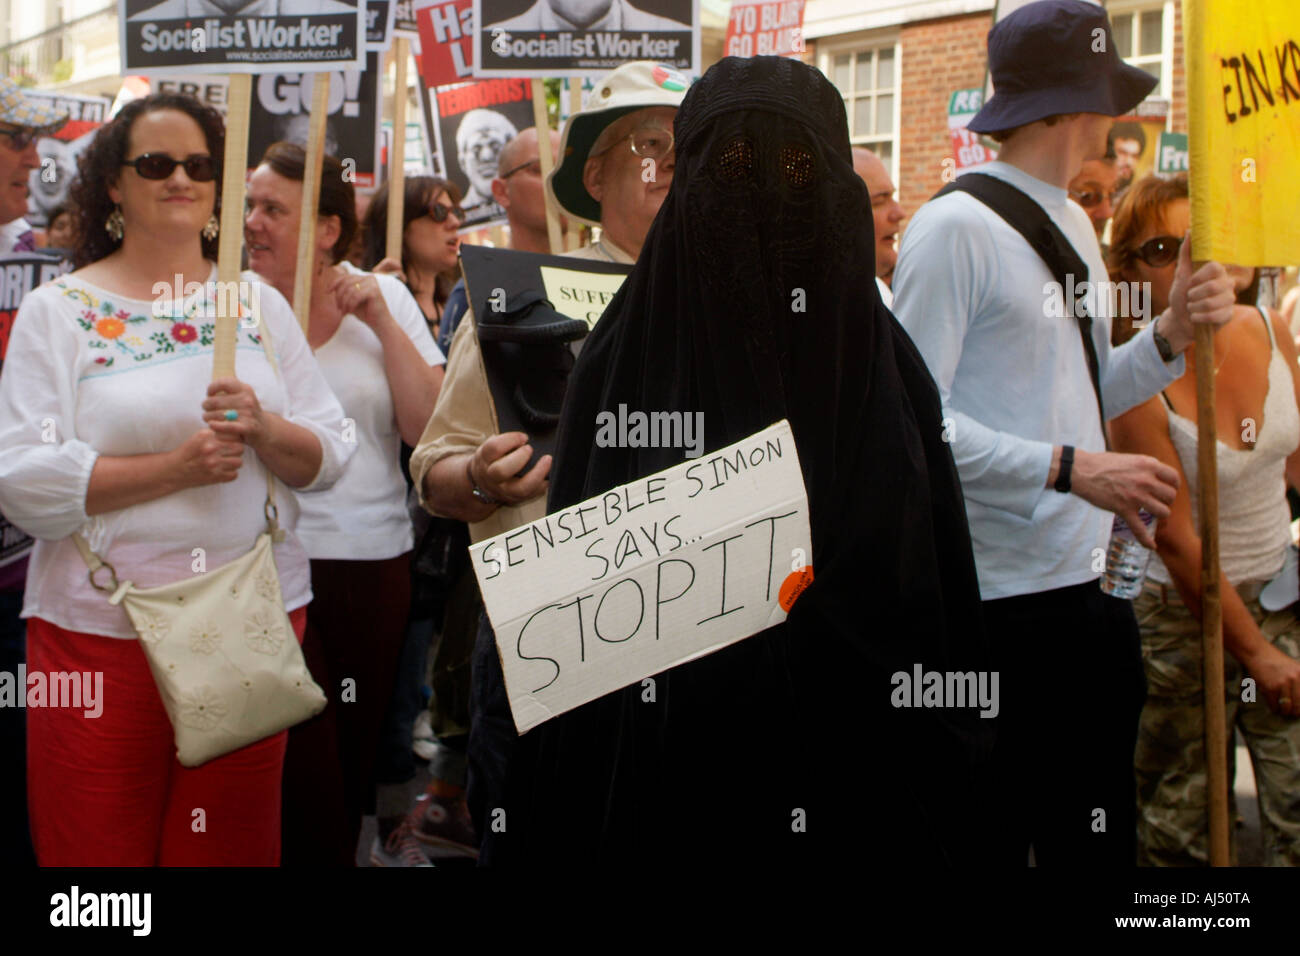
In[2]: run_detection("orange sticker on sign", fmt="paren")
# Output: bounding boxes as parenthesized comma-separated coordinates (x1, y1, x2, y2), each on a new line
(779, 566, 813, 611)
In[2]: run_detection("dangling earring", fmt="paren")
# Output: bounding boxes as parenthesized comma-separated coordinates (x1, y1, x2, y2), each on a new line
(105, 206, 124, 242)
(201, 215, 219, 241)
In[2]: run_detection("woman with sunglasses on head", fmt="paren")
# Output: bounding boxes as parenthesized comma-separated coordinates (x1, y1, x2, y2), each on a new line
(362, 176, 464, 340)
(1108, 172, 1300, 866)
(0, 95, 354, 866)
(244, 142, 446, 866)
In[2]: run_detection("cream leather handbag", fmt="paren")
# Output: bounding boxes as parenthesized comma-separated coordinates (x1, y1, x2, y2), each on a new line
(72, 311, 325, 768)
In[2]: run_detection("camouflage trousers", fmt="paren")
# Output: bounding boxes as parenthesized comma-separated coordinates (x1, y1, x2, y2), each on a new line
(1133, 581, 1300, 866)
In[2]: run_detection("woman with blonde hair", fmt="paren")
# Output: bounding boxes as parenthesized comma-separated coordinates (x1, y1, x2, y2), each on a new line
(1109, 172, 1300, 865)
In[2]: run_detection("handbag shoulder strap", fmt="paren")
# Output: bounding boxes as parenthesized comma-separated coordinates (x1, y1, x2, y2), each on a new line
(932, 172, 1108, 445)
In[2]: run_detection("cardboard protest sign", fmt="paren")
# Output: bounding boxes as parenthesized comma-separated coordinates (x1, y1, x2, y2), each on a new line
(1155, 131, 1189, 175)
(947, 87, 996, 176)
(394, 0, 422, 34)
(472, 420, 812, 733)
(118, 0, 364, 75)
(429, 78, 535, 229)
(418, 0, 475, 87)
(21, 93, 110, 229)
(366, 0, 398, 48)
(471, 0, 698, 77)
(247, 51, 383, 188)
(459, 244, 631, 467)
(1185, 0, 1300, 265)
(723, 0, 804, 58)
(1109, 97, 1168, 196)
(0, 252, 73, 570)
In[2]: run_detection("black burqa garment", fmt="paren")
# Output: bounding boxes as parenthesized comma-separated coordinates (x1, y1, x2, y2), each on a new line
(489, 57, 994, 866)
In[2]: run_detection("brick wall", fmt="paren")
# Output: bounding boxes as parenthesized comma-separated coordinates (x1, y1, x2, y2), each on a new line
(897, 12, 992, 220)
(1170, 0, 1186, 133)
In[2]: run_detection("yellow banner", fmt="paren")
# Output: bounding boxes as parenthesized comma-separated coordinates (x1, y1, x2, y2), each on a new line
(1184, 0, 1300, 265)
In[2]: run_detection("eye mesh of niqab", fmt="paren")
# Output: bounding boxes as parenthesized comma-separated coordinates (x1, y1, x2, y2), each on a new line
(780, 145, 815, 188)
(716, 138, 755, 181)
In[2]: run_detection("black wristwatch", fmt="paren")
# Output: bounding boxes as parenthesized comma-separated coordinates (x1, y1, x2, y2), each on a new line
(1054, 444, 1075, 493)
(1152, 323, 1176, 362)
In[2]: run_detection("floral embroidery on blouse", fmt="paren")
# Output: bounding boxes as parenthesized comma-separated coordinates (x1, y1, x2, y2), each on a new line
(59, 281, 261, 373)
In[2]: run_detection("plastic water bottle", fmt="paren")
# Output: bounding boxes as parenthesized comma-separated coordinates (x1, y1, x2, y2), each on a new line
(1100, 511, 1155, 599)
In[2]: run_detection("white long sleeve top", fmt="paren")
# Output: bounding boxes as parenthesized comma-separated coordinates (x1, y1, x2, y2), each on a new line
(892, 161, 1184, 600)
(0, 266, 355, 638)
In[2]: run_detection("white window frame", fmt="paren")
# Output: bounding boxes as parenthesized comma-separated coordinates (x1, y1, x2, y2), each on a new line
(1105, 0, 1175, 104)
(818, 31, 902, 186)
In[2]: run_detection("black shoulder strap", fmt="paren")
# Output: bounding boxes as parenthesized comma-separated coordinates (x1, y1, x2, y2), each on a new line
(934, 172, 1107, 442)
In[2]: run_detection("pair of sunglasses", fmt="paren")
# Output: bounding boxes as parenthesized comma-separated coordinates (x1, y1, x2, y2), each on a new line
(122, 153, 217, 182)
(1135, 234, 1183, 268)
(0, 126, 41, 151)
(428, 201, 465, 223)
(1069, 187, 1120, 209)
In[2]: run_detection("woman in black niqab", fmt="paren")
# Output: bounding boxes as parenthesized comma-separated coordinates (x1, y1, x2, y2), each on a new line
(490, 56, 994, 866)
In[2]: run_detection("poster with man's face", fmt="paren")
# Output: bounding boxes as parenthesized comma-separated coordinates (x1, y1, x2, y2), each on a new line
(428, 78, 535, 230)
(1110, 97, 1169, 196)
(118, 0, 364, 74)
(471, 0, 698, 76)
(21, 93, 111, 228)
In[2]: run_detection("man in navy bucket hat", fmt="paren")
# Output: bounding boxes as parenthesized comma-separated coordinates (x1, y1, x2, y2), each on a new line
(893, 0, 1236, 866)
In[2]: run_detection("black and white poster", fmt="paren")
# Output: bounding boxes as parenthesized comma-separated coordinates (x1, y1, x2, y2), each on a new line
(470, 0, 697, 76)
(22, 93, 110, 229)
(427, 78, 534, 231)
(393, 0, 421, 35)
(247, 50, 383, 188)
(118, 0, 365, 75)
(365, 0, 397, 49)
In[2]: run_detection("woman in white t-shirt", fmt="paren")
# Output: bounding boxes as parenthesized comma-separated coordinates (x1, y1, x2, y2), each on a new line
(244, 141, 445, 865)
(0, 95, 354, 866)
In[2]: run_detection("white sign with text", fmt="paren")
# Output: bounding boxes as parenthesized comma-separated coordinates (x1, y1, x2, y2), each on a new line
(472, 420, 813, 733)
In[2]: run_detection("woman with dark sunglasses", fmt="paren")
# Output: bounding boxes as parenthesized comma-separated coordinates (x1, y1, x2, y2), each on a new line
(361, 176, 464, 340)
(0, 94, 355, 865)
(1108, 172, 1300, 865)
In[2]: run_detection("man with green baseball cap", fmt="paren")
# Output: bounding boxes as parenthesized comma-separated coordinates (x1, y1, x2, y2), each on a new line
(547, 60, 689, 264)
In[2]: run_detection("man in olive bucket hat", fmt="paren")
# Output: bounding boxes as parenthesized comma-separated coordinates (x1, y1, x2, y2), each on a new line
(392, 62, 689, 865)
(892, 0, 1235, 866)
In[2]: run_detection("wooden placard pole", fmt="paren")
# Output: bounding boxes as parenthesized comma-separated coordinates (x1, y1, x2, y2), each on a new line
(212, 75, 252, 381)
(386, 38, 410, 264)
(1194, 319, 1231, 867)
(531, 77, 562, 255)
(291, 73, 331, 333)
(566, 80, 583, 251)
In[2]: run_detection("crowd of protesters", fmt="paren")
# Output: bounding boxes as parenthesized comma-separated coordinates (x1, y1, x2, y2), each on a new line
(1, 0, 1299, 869)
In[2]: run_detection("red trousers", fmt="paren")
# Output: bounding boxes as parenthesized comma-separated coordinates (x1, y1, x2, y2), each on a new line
(26, 607, 307, 867)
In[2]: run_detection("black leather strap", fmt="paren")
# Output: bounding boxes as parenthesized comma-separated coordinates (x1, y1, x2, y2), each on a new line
(933, 173, 1108, 447)
(1054, 444, 1075, 493)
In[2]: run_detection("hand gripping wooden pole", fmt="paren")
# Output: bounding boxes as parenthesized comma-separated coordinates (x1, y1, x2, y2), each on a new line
(288, 72, 332, 333)
(212, 75, 252, 381)
(1194, 318, 1231, 867)
(386, 38, 410, 264)
(531, 78, 562, 255)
